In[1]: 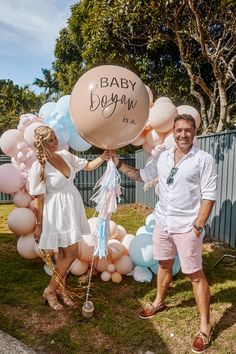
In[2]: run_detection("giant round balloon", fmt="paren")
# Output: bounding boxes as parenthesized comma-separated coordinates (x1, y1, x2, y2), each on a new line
(70, 65, 150, 149)
(176, 105, 201, 129)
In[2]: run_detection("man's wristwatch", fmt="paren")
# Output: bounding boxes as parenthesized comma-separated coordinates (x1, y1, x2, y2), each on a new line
(193, 224, 204, 233)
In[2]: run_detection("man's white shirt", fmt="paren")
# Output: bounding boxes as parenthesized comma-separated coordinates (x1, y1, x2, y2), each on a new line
(140, 145, 218, 233)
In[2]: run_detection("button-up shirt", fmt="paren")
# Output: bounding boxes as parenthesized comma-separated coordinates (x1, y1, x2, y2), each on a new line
(140, 145, 217, 233)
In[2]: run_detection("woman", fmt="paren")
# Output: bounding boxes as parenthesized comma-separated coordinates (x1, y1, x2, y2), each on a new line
(28, 125, 110, 310)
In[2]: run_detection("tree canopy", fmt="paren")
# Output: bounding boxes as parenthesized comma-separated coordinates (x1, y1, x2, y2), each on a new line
(0, 80, 44, 135)
(54, 0, 236, 132)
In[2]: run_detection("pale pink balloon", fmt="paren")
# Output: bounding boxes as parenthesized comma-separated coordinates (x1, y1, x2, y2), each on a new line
(0, 129, 22, 157)
(107, 239, 124, 261)
(116, 225, 127, 242)
(70, 65, 150, 149)
(8, 207, 36, 236)
(122, 234, 135, 255)
(145, 85, 154, 107)
(142, 142, 152, 155)
(29, 199, 36, 211)
(17, 234, 38, 259)
(34, 242, 44, 258)
(177, 105, 201, 129)
(114, 255, 133, 274)
(130, 133, 146, 147)
(107, 263, 116, 273)
(101, 271, 111, 282)
(111, 272, 122, 283)
(94, 258, 112, 272)
(154, 130, 169, 140)
(69, 259, 89, 276)
(164, 133, 176, 150)
(156, 97, 172, 104)
(145, 129, 164, 148)
(24, 122, 42, 146)
(88, 217, 99, 233)
(0, 164, 25, 193)
(109, 220, 119, 239)
(13, 190, 32, 208)
(78, 234, 95, 262)
(193, 136, 199, 147)
(148, 100, 178, 133)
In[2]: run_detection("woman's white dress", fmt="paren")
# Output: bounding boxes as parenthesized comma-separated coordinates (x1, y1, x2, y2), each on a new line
(28, 150, 91, 249)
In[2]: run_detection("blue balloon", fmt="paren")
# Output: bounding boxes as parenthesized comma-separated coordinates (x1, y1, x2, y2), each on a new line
(136, 225, 151, 236)
(145, 213, 156, 233)
(55, 95, 71, 119)
(68, 130, 92, 152)
(39, 102, 56, 121)
(150, 255, 181, 277)
(129, 233, 157, 268)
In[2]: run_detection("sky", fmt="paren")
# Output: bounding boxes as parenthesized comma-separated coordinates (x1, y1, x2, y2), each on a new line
(0, 0, 78, 93)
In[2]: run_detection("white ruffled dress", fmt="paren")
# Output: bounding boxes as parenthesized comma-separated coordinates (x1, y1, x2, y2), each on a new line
(28, 150, 91, 249)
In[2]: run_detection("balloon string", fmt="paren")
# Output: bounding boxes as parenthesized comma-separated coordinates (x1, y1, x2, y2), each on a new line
(40, 250, 84, 300)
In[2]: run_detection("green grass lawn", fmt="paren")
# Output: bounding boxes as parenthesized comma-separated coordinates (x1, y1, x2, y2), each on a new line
(0, 203, 236, 354)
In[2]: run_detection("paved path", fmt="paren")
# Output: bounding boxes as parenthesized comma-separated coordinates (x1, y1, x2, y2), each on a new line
(0, 330, 39, 354)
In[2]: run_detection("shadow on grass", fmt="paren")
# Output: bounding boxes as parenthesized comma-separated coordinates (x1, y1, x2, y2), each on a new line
(0, 233, 172, 354)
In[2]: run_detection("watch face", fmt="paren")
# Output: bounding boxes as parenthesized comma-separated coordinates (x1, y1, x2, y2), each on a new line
(194, 224, 203, 232)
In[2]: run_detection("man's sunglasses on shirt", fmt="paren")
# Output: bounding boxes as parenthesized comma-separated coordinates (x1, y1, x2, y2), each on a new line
(166, 167, 178, 185)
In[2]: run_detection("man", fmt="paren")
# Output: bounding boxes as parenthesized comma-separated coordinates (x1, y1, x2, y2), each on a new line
(113, 114, 217, 353)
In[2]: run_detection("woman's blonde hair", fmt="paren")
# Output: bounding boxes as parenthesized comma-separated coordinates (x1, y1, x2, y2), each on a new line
(34, 125, 54, 168)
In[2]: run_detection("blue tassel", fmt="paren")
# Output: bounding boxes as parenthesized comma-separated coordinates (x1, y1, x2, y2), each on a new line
(93, 218, 109, 258)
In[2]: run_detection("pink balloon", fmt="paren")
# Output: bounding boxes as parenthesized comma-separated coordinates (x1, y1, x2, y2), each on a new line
(116, 225, 127, 242)
(70, 65, 150, 149)
(78, 234, 95, 262)
(148, 100, 178, 133)
(17, 234, 38, 259)
(0, 164, 25, 193)
(8, 207, 36, 235)
(111, 272, 122, 283)
(177, 105, 201, 129)
(145, 85, 154, 107)
(29, 199, 36, 211)
(24, 122, 42, 146)
(101, 271, 111, 281)
(107, 264, 116, 273)
(0, 129, 22, 157)
(109, 220, 119, 238)
(130, 133, 146, 147)
(122, 234, 135, 255)
(94, 258, 112, 272)
(142, 142, 152, 155)
(13, 190, 32, 208)
(107, 239, 124, 261)
(145, 129, 164, 148)
(114, 255, 133, 274)
(164, 133, 176, 150)
(34, 242, 44, 258)
(69, 259, 89, 276)
(156, 97, 172, 104)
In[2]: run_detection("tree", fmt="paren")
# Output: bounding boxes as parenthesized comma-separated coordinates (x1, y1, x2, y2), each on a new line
(53, 0, 192, 104)
(0, 80, 44, 135)
(149, 0, 236, 131)
(33, 68, 60, 100)
(54, 0, 236, 132)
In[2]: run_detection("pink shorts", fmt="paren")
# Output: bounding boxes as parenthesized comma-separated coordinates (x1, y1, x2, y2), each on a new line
(152, 224, 203, 274)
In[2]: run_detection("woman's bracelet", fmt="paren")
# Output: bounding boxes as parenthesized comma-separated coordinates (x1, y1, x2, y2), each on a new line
(116, 160, 123, 169)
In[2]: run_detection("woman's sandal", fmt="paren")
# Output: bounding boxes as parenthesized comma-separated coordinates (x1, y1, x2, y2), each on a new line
(43, 288, 63, 311)
(56, 288, 76, 307)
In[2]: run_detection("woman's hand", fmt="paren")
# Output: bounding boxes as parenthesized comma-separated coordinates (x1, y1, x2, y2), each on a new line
(100, 150, 113, 161)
